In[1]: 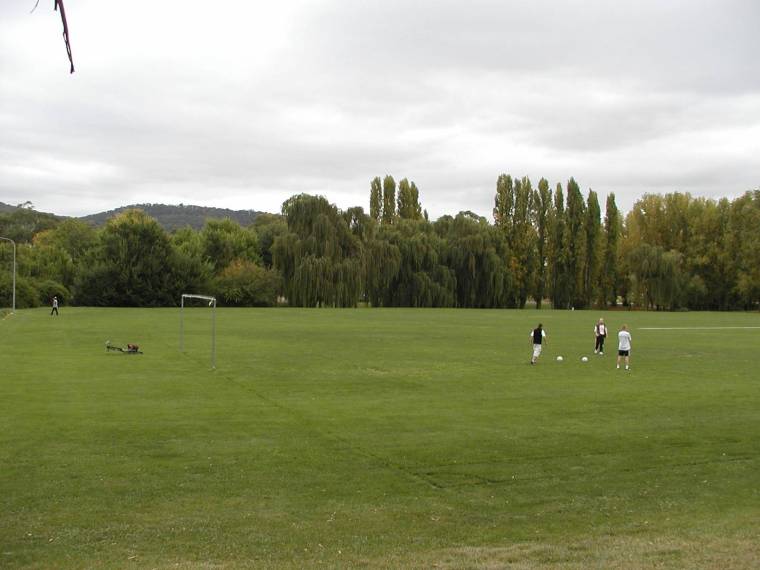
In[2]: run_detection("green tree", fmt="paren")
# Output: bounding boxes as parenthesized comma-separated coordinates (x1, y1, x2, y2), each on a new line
(627, 243, 684, 310)
(583, 190, 602, 307)
(564, 178, 587, 308)
(273, 194, 365, 307)
(214, 259, 280, 306)
(601, 193, 621, 306)
(438, 212, 511, 308)
(382, 175, 397, 224)
(531, 178, 553, 308)
(200, 218, 260, 273)
(369, 176, 382, 222)
(253, 213, 288, 269)
(170, 227, 214, 297)
(729, 191, 760, 308)
(397, 178, 423, 220)
(493, 174, 514, 228)
(374, 218, 455, 307)
(549, 183, 569, 309)
(0, 207, 59, 243)
(27, 219, 98, 294)
(493, 174, 535, 307)
(75, 209, 176, 306)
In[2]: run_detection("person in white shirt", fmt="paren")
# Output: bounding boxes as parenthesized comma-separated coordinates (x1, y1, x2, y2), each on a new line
(529, 324, 547, 365)
(617, 324, 632, 370)
(594, 318, 607, 355)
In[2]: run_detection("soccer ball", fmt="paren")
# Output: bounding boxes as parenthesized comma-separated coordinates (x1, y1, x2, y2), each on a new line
(581, 356, 589, 362)
(556, 356, 564, 362)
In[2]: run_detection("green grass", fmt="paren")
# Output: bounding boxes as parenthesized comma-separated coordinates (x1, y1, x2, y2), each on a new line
(1, 307, 759, 568)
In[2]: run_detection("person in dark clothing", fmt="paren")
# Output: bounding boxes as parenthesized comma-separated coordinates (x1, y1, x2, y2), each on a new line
(529, 323, 547, 364)
(594, 318, 607, 355)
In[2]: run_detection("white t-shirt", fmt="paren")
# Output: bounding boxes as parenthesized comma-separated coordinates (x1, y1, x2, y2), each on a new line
(618, 330, 632, 351)
(595, 323, 607, 336)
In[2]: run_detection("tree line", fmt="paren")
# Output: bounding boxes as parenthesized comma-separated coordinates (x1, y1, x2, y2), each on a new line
(1, 177, 759, 310)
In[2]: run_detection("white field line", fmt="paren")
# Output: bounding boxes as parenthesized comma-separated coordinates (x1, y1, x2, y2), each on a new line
(639, 326, 760, 330)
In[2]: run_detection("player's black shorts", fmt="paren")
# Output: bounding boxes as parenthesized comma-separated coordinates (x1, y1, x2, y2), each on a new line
(618, 350, 629, 356)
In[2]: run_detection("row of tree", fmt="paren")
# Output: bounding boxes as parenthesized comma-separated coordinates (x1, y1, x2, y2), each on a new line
(1, 178, 759, 310)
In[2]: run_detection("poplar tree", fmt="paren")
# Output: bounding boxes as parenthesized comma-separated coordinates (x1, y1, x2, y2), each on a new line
(493, 174, 514, 227)
(564, 178, 587, 308)
(583, 190, 602, 307)
(601, 193, 620, 306)
(382, 175, 397, 224)
(397, 178, 423, 220)
(511, 177, 537, 307)
(531, 178, 553, 308)
(549, 183, 569, 308)
(369, 177, 382, 222)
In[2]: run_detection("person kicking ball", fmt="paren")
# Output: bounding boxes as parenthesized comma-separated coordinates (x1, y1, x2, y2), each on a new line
(530, 323, 547, 365)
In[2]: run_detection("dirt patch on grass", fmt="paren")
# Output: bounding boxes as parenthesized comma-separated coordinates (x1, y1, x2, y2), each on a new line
(361, 535, 759, 569)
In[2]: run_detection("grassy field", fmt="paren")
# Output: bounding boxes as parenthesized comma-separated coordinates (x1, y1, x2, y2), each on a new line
(1, 307, 758, 568)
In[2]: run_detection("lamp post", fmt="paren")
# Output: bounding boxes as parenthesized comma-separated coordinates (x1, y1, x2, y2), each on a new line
(0, 236, 16, 313)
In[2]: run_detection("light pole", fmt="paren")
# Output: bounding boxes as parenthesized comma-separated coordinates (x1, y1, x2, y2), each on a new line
(0, 236, 16, 313)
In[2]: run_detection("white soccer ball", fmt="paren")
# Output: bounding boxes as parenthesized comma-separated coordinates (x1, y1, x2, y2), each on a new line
(581, 356, 589, 362)
(556, 356, 564, 362)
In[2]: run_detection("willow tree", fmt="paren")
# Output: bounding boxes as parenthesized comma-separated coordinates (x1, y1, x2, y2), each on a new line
(438, 212, 511, 308)
(627, 243, 684, 310)
(273, 194, 365, 307)
(372, 218, 456, 307)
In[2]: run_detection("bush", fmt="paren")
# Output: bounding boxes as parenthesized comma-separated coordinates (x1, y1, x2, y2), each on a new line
(0, 274, 42, 309)
(214, 259, 280, 307)
(35, 279, 71, 307)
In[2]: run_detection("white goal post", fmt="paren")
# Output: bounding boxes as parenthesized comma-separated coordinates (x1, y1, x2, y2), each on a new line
(180, 294, 217, 369)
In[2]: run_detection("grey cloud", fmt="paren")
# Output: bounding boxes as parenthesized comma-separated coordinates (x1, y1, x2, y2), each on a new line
(1, 0, 758, 219)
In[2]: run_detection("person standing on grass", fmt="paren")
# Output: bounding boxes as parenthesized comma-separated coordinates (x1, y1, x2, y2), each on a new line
(617, 324, 632, 370)
(594, 317, 607, 355)
(530, 323, 547, 365)
(50, 295, 59, 316)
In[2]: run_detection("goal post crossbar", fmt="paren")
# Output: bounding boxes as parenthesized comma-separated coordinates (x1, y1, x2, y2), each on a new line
(181, 293, 216, 304)
(179, 293, 217, 369)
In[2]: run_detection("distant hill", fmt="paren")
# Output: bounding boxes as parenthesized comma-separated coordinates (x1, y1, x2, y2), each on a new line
(79, 203, 265, 231)
(0, 201, 59, 216)
(1, 201, 267, 232)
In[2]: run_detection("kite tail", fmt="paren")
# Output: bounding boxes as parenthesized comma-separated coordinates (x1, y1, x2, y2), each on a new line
(54, 0, 75, 73)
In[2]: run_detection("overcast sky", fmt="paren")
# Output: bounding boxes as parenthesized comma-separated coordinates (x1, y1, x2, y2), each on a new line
(1, 0, 759, 220)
